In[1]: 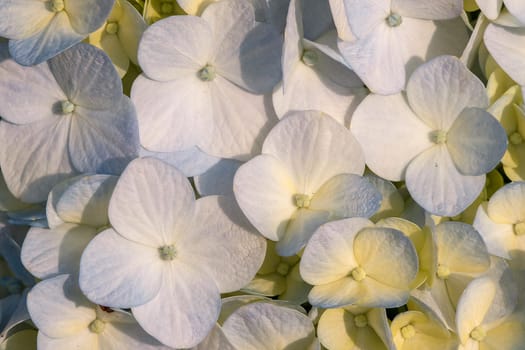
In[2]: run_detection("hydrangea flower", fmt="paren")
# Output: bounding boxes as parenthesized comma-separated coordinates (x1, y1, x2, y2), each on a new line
(234, 111, 381, 256)
(0, 43, 139, 203)
(338, 0, 468, 94)
(0, 0, 114, 65)
(79, 157, 266, 348)
(351, 55, 507, 216)
(27, 274, 169, 350)
(300, 217, 418, 308)
(475, 0, 525, 23)
(132, 0, 282, 159)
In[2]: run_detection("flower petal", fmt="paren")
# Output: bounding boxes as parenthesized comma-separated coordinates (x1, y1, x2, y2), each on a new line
(473, 203, 515, 259)
(391, 0, 462, 20)
(64, 0, 114, 35)
(0, 1, 53, 40)
(486, 180, 525, 224)
(343, 0, 390, 39)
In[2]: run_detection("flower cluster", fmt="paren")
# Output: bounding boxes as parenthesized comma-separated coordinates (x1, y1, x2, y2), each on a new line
(0, 0, 524, 349)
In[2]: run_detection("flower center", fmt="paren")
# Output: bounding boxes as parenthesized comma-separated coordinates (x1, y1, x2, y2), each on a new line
(510, 132, 523, 145)
(386, 13, 402, 27)
(301, 50, 318, 67)
(430, 130, 447, 144)
(294, 193, 311, 208)
(198, 65, 216, 81)
(47, 0, 65, 12)
(514, 222, 525, 236)
(436, 264, 450, 279)
(354, 314, 368, 328)
(276, 262, 290, 276)
(470, 326, 486, 342)
(351, 266, 366, 281)
(158, 245, 177, 260)
(401, 324, 416, 339)
(161, 1, 174, 14)
(61, 100, 75, 114)
(89, 319, 105, 334)
(105, 22, 119, 35)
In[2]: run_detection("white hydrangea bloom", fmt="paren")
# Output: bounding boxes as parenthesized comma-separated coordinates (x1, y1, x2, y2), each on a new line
(27, 275, 169, 350)
(351, 55, 507, 216)
(79, 157, 266, 348)
(0, 43, 139, 203)
(234, 111, 381, 256)
(0, 0, 114, 65)
(475, 0, 525, 23)
(132, 0, 282, 159)
(300, 217, 418, 308)
(339, 0, 468, 94)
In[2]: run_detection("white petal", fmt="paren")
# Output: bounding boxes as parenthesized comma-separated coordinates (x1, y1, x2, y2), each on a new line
(309, 174, 381, 219)
(405, 145, 485, 216)
(329, 0, 355, 41)
(138, 15, 212, 81)
(89, 30, 129, 77)
(0, 1, 53, 39)
(338, 25, 406, 95)
(391, 0, 462, 20)
(27, 275, 95, 339)
(200, 76, 275, 160)
(473, 203, 515, 259)
(350, 93, 433, 181)
(263, 111, 365, 193)
(343, 0, 390, 39)
(37, 330, 97, 350)
(276, 208, 330, 256)
(21, 224, 97, 279)
(194, 159, 242, 196)
(446, 108, 507, 176)
(67, 100, 139, 174)
(487, 182, 525, 224)
(98, 319, 170, 350)
(206, 0, 282, 93)
(79, 229, 163, 308)
(221, 302, 316, 350)
(179, 196, 266, 293)
(282, 0, 303, 91)
(117, 0, 147, 65)
(132, 74, 213, 153)
(233, 154, 297, 241)
(300, 217, 371, 285)
(132, 263, 220, 349)
(109, 157, 195, 247)
(64, 0, 114, 35)
(476, 0, 503, 20)
(505, 0, 525, 24)
(0, 52, 65, 125)
(406, 55, 488, 130)
(9, 12, 84, 66)
(484, 25, 525, 86)
(0, 117, 75, 203)
(48, 43, 123, 110)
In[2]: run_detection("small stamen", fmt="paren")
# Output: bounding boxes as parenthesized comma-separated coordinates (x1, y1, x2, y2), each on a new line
(105, 22, 119, 35)
(159, 245, 177, 260)
(430, 130, 447, 144)
(350, 266, 366, 282)
(436, 264, 450, 279)
(198, 65, 216, 82)
(301, 50, 318, 67)
(294, 194, 311, 208)
(61, 100, 75, 114)
(514, 222, 525, 236)
(386, 13, 402, 27)
(354, 314, 368, 328)
(276, 262, 290, 276)
(89, 319, 105, 334)
(401, 324, 416, 339)
(47, 0, 65, 12)
(510, 132, 523, 145)
(470, 326, 486, 342)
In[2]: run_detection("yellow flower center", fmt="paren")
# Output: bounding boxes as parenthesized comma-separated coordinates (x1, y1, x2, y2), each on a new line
(351, 266, 366, 281)
(510, 132, 523, 145)
(301, 50, 318, 67)
(105, 22, 119, 35)
(470, 326, 486, 342)
(161, 1, 174, 14)
(514, 222, 525, 236)
(89, 319, 105, 334)
(48, 0, 65, 12)
(430, 130, 447, 144)
(294, 193, 311, 208)
(198, 65, 216, 82)
(276, 262, 290, 276)
(401, 324, 416, 339)
(159, 245, 177, 260)
(436, 264, 451, 279)
(354, 314, 368, 328)
(386, 13, 402, 27)
(61, 100, 75, 114)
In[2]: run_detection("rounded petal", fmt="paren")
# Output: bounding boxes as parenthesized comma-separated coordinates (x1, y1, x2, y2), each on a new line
(194, 159, 242, 196)
(79, 229, 163, 308)
(37, 330, 97, 350)
(64, 0, 114, 35)
(343, 0, 390, 39)
(27, 275, 95, 339)
(391, 0, 462, 20)
(117, 0, 147, 65)
(0, 1, 53, 40)
(505, 0, 525, 24)
(476, 0, 503, 20)
(447, 108, 507, 175)
(473, 203, 515, 259)
(21, 224, 97, 279)
(487, 182, 525, 224)
(406, 55, 488, 130)
(108, 157, 195, 247)
(233, 154, 297, 242)
(138, 15, 212, 81)
(263, 111, 365, 193)
(350, 93, 433, 181)
(132, 263, 220, 349)
(179, 196, 266, 293)
(484, 25, 525, 86)
(405, 145, 485, 216)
